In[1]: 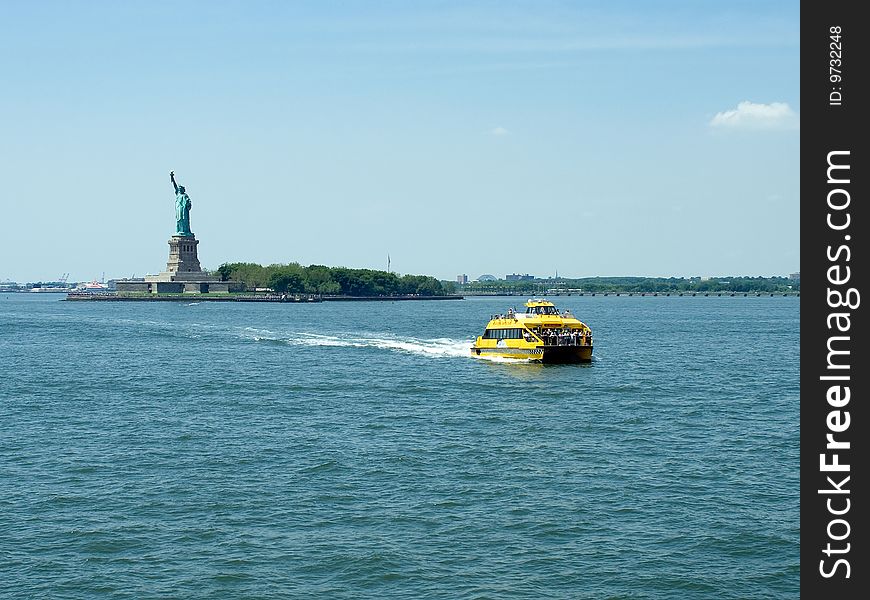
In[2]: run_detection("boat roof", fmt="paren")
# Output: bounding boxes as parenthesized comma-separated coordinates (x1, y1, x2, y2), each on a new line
(525, 299, 555, 307)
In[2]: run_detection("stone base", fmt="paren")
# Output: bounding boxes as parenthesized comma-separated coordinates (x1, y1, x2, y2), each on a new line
(142, 233, 210, 292)
(121, 232, 244, 294)
(145, 270, 215, 283)
(115, 280, 149, 293)
(165, 234, 202, 275)
(118, 278, 243, 294)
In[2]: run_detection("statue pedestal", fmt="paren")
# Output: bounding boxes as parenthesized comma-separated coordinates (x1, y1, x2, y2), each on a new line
(143, 234, 230, 291)
(165, 235, 201, 275)
(145, 235, 211, 282)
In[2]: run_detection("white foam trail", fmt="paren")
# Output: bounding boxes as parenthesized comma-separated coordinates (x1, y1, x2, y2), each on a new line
(363, 336, 472, 358)
(241, 326, 282, 342)
(242, 328, 473, 359)
(243, 327, 276, 335)
(472, 353, 534, 364)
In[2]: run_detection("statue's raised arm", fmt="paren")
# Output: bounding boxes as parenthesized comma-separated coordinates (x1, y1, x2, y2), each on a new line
(170, 170, 179, 194)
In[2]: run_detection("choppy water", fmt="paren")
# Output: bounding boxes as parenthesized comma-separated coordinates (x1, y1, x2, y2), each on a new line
(0, 294, 799, 599)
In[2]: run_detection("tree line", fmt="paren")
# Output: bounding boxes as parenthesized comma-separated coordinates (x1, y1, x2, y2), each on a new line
(216, 262, 456, 296)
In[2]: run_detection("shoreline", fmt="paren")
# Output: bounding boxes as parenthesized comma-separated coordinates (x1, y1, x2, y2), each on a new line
(63, 293, 465, 302)
(460, 291, 799, 297)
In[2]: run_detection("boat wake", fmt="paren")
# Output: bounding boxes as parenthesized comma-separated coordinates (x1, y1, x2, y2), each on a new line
(241, 328, 473, 359)
(472, 353, 535, 364)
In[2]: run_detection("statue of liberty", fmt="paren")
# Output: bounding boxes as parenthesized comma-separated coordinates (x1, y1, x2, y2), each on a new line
(170, 171, 193, 236)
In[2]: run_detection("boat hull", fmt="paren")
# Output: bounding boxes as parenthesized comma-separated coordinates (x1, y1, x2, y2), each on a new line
(540, 344, 593, 363)
(471, 344, 592, 363)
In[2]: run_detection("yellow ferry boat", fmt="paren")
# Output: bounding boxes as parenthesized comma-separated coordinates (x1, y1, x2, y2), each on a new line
(471, 299, 593, 363)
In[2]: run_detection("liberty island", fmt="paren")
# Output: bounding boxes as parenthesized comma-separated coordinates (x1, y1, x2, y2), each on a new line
(69, 173, 457, 302)
(109, 172, 239, 295)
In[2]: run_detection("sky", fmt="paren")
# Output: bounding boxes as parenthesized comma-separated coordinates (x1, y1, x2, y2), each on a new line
(0, 0, 799, 283)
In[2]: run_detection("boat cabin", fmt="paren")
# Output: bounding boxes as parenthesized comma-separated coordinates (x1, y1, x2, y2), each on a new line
(524, 300, 560, 315)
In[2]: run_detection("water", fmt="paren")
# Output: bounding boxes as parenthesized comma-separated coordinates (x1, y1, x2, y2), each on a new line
(0, 294, 799, 599)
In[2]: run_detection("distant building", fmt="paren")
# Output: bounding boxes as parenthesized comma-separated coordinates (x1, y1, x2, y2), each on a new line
(505, 273, 534, 281)
(0, 281, 23, 292)
(789, 272, 800, 280)
(456, 274, 468, 284)
(477, 274, 497, 282)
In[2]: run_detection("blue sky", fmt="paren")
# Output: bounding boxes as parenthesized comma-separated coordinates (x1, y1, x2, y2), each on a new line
(0, 1, 799, 282)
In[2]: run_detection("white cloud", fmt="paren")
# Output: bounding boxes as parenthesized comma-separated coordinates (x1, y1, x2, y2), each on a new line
(490, 126, 509, 136)
(709, 101, 798, 130)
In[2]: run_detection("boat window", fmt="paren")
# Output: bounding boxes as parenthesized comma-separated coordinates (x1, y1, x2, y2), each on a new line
(528, 305, 560, 315)
(484, 328, 529, 339)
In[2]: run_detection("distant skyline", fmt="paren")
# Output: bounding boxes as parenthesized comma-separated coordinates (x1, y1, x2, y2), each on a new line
(1, 1, 799, 282)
